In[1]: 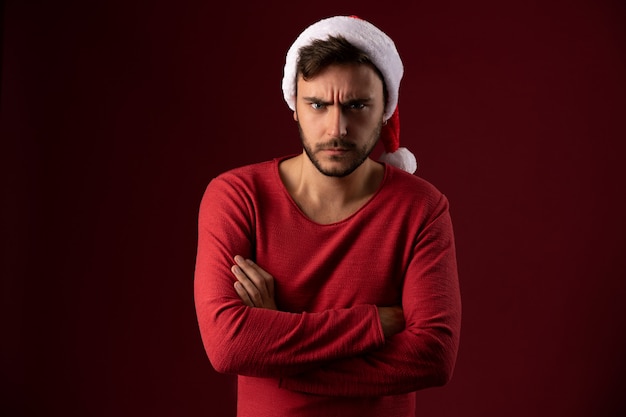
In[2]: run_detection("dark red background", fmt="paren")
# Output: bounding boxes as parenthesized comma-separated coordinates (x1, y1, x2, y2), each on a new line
(2, 1, 625, 416)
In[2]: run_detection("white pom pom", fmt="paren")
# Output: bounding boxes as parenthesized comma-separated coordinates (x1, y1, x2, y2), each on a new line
(379, 147, 418, 174)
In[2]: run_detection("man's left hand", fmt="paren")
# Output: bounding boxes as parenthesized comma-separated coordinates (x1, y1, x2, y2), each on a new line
(231, 255, 277, 310)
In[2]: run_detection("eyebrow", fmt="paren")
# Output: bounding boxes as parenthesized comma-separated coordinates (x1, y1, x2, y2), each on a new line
(302, 96, 373, 105)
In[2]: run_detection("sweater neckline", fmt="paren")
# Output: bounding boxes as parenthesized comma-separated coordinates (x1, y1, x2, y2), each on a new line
(272, 154, 390, 226)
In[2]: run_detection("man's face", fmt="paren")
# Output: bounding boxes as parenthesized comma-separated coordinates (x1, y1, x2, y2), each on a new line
(294, 63, 385, 178)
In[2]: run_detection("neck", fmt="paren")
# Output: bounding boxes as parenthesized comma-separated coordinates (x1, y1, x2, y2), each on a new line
(279, 152, 384, 224)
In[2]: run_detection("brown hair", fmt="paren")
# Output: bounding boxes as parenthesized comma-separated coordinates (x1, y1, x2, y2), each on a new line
(295, 35, 388, 99)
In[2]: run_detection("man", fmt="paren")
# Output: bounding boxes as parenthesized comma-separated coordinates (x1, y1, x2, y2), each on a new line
(194, 15, 461, 417)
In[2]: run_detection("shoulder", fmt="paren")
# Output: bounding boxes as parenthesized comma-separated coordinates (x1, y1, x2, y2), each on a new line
(198, 162, 268, 228)
(214, 159, 275, 183)
(202, 158, 290, 211)
(372, 165, 454, 238)
(384, 165, 445, 200)
(379, 164, 451, 221)
(205, 159, 279, 196)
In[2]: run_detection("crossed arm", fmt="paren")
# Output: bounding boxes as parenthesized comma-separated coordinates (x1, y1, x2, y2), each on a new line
(195, 176, 461, 397)
(226, 239, 460, 397)
(231, 255, 406, 338)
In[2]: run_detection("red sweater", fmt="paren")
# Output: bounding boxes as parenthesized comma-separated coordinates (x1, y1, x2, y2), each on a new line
(194, 156, 461, 417)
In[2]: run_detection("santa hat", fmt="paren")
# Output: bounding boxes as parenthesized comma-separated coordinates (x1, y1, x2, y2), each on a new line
(282, 15, 418, 174)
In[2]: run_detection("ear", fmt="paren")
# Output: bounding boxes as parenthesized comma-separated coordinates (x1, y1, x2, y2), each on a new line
(293, 110, 298, 122)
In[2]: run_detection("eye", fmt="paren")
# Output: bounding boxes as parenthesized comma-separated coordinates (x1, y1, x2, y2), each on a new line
(310, 102, 325, 110)
(345, 102, 366, 110)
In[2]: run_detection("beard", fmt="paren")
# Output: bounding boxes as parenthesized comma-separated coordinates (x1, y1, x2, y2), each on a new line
(298, 121, 382, 178)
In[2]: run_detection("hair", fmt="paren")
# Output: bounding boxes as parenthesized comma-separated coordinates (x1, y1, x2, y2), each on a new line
(295, 35, 388, 101)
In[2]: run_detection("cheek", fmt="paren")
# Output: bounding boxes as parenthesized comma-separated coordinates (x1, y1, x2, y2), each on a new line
(350, 112, 381, 131)
(296, 110, 322, 131)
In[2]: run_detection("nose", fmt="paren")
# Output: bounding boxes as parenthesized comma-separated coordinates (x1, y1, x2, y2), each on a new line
(326, 106, 347, 138)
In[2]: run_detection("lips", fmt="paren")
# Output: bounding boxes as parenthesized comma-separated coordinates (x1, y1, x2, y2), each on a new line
(322, 148, 350, 155)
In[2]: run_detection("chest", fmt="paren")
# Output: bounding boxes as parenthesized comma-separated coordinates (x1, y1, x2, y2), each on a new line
(254, 214, 411, 312)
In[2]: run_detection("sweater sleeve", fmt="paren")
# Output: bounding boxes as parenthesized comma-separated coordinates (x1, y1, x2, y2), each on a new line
(278, 195, 462, 396)
(193, 176, 385, 378)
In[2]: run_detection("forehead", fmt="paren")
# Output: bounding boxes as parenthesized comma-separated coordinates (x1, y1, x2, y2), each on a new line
(297, 63, 384, 97)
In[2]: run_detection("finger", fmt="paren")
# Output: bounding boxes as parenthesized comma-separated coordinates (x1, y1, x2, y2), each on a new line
(231, 264, 261, 301)
(234, 281, 254, 307)
(234, 256, 274, 297)
(247, 260, 274, 298)
(234, 256, 271, 295)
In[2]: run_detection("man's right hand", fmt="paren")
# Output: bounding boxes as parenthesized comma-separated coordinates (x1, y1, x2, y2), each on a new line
(378, 306, 405, 338)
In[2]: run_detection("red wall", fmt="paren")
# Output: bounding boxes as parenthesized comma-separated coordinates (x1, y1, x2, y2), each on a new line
(2, 1, 625, 416)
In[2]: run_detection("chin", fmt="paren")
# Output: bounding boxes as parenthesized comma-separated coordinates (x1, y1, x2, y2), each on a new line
(315, 158, 365, 178)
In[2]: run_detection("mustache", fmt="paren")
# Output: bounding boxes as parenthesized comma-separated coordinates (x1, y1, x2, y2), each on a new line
(315, 139, 357, 151)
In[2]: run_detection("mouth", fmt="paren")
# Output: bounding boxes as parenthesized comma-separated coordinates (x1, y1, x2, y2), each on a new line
(321, 148, 351, 156)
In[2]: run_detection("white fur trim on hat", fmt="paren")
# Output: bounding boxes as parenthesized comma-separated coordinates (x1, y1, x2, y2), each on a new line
(282, 15, 404, 121)
(379, 147, 418, 174)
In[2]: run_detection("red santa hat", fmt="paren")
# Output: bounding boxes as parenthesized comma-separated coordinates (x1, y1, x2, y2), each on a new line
(282, 15, 417, 174)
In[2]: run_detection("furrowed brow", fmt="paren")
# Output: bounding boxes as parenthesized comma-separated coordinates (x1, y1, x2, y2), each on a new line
(301, 96, 373, 106)
(302, 96, 332, 105)
(342, 97, 373, 106)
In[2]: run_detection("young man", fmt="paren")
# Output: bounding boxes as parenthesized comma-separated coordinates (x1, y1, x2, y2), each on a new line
(194, 15, 461, 417)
